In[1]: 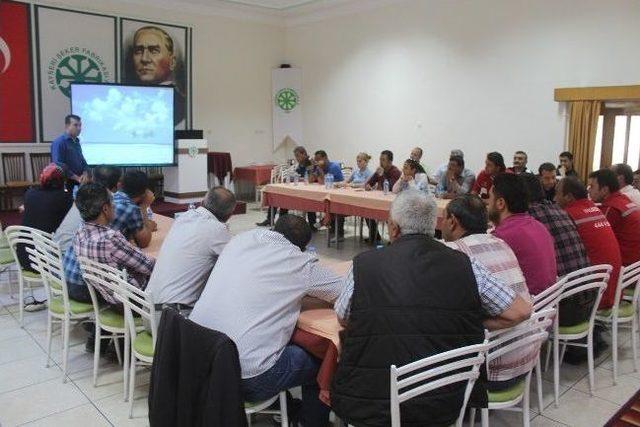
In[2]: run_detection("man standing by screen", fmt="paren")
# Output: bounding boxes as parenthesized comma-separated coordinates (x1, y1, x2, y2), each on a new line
(51, 114, 89, 188)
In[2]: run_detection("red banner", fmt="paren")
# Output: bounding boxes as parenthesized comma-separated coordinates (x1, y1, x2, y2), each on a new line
(0, 1, 34, 142)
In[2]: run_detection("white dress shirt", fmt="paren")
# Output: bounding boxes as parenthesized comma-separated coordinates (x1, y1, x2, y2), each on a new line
(145, 207, 231, 306)
(621, 185, 640, 206)
(190, 228, 344, 379)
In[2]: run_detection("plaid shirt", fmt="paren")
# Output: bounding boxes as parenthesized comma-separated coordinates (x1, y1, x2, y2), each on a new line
(111, 191, 144, 241)
(63, 245, 84, 289)
(334, 255, 515, 321)
(528, 200, 589, 277)
(73, 222, 155, 304)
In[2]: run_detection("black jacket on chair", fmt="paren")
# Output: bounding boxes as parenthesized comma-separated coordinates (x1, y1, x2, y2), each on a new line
(331, 234, 487, 427)
(148, 308, 247, 427)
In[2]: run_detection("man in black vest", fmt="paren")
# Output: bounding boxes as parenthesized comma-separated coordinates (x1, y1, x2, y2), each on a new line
(332, 190, 511, 426)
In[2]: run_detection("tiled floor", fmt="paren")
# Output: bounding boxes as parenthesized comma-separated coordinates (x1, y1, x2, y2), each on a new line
(0, 203, 637, 426)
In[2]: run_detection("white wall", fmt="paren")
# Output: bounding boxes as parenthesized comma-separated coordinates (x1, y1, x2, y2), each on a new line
(285, 0, 640, 174)
(20, 0, 288, 166)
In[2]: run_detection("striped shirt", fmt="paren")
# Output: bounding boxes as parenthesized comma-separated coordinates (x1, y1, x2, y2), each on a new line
(190, 229, 344, 379)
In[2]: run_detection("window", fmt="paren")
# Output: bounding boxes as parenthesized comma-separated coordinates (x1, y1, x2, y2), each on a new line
(592, 105, 640, 171)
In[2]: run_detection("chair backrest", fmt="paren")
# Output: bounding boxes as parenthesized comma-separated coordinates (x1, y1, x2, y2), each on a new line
(485, 309, 554, 391)
(78, 256, 128, 327)
(80, 257, 156, 349)
(389, 340, 489, 427)
(27, 232, 70, 308)
(557, 264, 610, 330)
(279, 165, 296, 182)
(29, 153, 52, 183)
(533, 277, 565, 313)
(4, 225, 52, 269)
(341, 167, 353, 182)
(613, 260, 640, 319)
(2, 153, 27, 183)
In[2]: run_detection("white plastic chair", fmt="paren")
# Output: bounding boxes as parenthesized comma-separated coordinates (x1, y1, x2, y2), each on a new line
(544, 264, 610, 405)
(245, 391, 288, 427)
(595, 260, 640, 384)
(531, 277, 565, 413)
(26, 232, 94, 381)
(470, 308, 554, 427)
(78, 256, 132, 399)
(105, 275, 153, 418)
(389, 340, 489, 427)
(5, 225, 49, 326)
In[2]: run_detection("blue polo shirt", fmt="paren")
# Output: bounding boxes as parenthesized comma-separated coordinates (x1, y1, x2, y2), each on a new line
(320, 161, 344, 182)
(51, 133, 88, 177)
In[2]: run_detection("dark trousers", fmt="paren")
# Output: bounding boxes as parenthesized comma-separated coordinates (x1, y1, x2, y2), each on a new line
(329, 215, 345, 236)
(242, 344, 329, 427)
(68, 282, 92, 303)
(266, 208, 317, 227)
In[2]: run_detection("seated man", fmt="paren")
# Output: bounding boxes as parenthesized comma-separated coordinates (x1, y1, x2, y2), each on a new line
(538, 162, 557, 202)
(365, 150, 402, 243)
(332, 191, 523, 426)
(612, 163, 640, 206)
(555, 177, 622, 314)
(441, 194, 534, 388)
(472, 151, 508, 199)
(112, 170, 157, 248)
(310, 150, 345, 240)
(588, 169, 640, 266)
(409, 146, 433, 182)
(146, 187, 235, 318)
(257, 145, 315, 227)
(55, 165, 122, 253)
(557, 151, 578, 177)
(489, 174, 557, 295)
(432, 148, 464, 184)
(507, 151, 533, 175)
(435, 155, 476, 198)
(522, 174, 589, 278)
(190, 215, 343, 426)
(67, 183, 155, 308)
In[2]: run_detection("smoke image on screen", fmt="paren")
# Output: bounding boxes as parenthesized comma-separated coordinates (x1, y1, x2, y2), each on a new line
(71, 84, 175, 165)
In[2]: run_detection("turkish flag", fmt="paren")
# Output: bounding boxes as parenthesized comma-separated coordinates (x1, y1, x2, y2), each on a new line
(0, 1, 34, 142)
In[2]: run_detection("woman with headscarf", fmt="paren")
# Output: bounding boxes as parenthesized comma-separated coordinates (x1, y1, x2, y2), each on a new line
(17, 163, 74, 273)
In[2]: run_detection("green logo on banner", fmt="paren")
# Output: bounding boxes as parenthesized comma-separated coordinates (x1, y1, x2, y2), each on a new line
(275, 88, 299, 112)
(47, 47, 111, 98)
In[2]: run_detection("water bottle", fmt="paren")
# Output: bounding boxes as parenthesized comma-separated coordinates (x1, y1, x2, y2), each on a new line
(284, 173, 290, 184)
(146, 206, 153, 220)
(304, 171, 309, 184)
(383, 179, 390, 195)
(307, 245, 317, 258)
(293, 173, 299, 186)
(188, 202, 196, 211)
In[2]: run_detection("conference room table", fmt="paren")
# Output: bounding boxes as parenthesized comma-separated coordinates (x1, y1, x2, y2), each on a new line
(262, 182, 450, 246)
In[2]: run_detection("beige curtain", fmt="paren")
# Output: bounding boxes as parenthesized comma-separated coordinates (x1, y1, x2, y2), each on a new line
(567, 100, 602, 182)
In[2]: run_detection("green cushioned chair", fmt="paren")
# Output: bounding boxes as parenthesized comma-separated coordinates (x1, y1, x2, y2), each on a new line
(133, 331, 154, 358)
(0, 248, 14, 265)
(623, 288, 635, 297)
(558, 321, 590, 335)
(21, 269, 40, 279)
(99, 309, 143, 329)
(488, 379, 526, 403)
(49, 296, 94, 315)
(597, 301, 634, 319)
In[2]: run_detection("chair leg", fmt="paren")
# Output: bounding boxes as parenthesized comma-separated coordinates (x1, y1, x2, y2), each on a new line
(481, 408, 489, 427)
(544, 339, 552, 372)
(93, 326, 101, 386)
(18, 275, 24, 327)
(45, 314, 53, 368)
(123, 328, 130, 401)
(278, 391, 288, 427)
(62, 318, 70, 382)
(523, 374, 531, 427)
(613, 320, 619, 385)
(632, 315, 638, 372)
(587, 330, 595, 395)
(469, 408, 476, 426)
(553, 336, 560, 407)
(128, 354, 136, 418)
(113, 336, 123, 366)
(535, 359, 544, 414)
